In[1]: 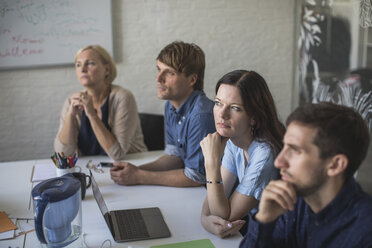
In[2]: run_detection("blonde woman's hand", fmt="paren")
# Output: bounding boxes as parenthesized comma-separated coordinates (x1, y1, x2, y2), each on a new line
(78, 92, 96, 118)
(68, 92, 85, 116)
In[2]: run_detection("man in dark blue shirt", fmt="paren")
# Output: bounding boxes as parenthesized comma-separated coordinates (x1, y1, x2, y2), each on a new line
(240, 102, 372, 248)
(110, 41, 215, 187)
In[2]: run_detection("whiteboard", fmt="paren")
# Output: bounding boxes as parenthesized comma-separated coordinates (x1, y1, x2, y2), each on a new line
(0, 0, 113, 69)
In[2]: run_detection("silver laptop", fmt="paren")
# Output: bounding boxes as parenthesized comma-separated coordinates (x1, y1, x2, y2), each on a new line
(89, 170, 171, 242)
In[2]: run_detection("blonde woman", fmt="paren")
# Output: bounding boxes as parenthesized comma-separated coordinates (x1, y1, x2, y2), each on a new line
(54, 45, 146, 161)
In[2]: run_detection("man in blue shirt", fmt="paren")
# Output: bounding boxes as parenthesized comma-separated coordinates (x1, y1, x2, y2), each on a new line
(240, 102, 372, 248)
(110, 41, 215, 187)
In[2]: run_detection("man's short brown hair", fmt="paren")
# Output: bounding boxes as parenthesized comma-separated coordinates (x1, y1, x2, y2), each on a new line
(156, 41, 205, 91)
(286, 102, 370, 180)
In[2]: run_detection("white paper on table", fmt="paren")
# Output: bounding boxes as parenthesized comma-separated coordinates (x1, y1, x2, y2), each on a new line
(0, 229, 14, 240)
(31, 162, 57, 182)
(15, 220, 34, 236)
(0, 218, 15, 240)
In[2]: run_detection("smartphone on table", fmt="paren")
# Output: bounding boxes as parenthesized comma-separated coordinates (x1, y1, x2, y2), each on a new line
(98, 162, 114, 167)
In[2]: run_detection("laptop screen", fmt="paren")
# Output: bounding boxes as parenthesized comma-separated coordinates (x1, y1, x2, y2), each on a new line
(90, 170, 109, 216)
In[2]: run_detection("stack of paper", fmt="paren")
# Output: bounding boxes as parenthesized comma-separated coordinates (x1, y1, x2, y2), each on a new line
(31, 162, 57, 182)
(0, 212, 34, 240)
(0, 211, 16, 240)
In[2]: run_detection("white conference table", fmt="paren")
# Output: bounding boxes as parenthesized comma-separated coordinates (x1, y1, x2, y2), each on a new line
(0, 151, 242, 248)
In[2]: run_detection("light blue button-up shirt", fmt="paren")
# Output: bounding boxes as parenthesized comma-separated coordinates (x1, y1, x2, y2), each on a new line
(222, 139, 278, 201)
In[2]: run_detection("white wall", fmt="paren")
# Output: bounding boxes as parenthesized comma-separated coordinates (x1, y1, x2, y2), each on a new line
(0, 0, 295, 162)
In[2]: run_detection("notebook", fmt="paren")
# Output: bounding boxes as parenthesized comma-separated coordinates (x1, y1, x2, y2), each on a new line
(150, 239, 215, 248)
(90, 170, 171, 242)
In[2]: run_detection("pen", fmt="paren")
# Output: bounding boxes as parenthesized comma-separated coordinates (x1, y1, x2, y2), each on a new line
(57, 158, 62, 168)
(68, 156, 74, 168)
(57, 152, 63, 162)
(50, 154, 58, 167)
(58, 152, 68, 168)
(30, 165, 35, 182)
(50, 156, 58, 167)
(73, 152, 78, 166)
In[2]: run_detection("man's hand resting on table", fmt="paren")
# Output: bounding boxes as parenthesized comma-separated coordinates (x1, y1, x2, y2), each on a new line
(110, 162, 141, 185)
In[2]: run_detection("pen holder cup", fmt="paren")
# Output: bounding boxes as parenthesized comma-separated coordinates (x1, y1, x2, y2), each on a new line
(71, 172, 91, 200)
(56, 166, 81, 177)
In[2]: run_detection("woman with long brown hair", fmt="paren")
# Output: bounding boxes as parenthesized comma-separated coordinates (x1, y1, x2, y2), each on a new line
(200, 70, 285, 237)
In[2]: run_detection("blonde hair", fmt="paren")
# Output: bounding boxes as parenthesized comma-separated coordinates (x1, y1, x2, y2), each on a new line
(75, 45, 117, 85)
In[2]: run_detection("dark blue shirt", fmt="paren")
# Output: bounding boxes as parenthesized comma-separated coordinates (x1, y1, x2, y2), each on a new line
(78, 96, 110, 156)
(240, 178, 372, 248)
(164, 90, 215, 183)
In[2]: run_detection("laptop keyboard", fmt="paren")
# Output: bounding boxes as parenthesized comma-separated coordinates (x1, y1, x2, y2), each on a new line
(117, 209, 150, 240)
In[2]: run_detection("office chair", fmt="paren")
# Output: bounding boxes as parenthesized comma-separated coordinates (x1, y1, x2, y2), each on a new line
(139, 113, 165, 151)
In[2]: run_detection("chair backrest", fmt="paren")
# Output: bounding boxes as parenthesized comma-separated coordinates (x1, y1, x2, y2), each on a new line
(139, 113, 165, 151)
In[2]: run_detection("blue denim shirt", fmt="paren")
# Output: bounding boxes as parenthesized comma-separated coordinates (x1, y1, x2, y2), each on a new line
(240, 178, 372, 248)
(164, 90, 215, 183)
